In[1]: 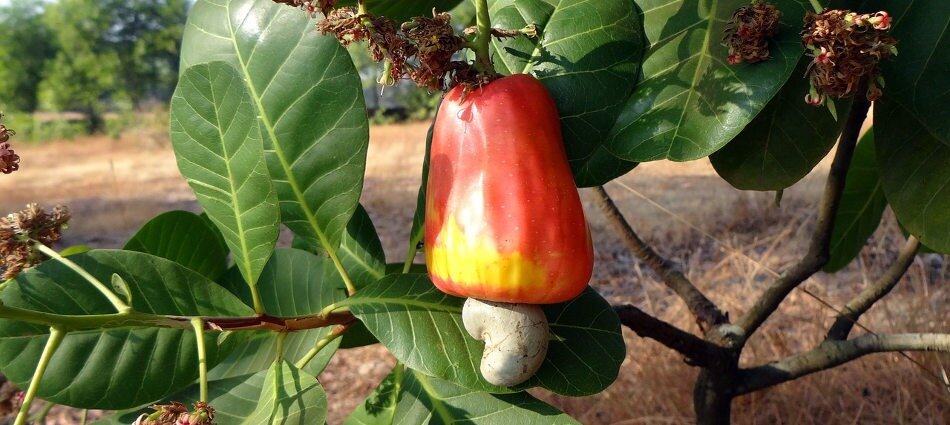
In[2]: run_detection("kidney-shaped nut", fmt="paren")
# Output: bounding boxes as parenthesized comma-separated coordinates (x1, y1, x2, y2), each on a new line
(462, 298, 549, 386)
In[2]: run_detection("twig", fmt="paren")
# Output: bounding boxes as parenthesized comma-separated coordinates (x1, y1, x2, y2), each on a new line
(735, 333, 950, 394)
(593, 186, 728, 330)
(735, 90, 871, 343)
(613, 305, 729, 368)
(826, 236, 921, 340)
(14, 327, 65, 425)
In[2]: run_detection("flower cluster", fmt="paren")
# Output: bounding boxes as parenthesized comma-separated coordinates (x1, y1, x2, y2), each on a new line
(134, 401, 215, 425)
(0, 113, 19, 175)
(0, 204, 70, 281)
(317, 7, 472, 90)
(802, 9, 896, 106)
(724, 0, 781, 65)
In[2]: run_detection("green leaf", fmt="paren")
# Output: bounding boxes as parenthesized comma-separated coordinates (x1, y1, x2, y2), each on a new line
(606, 0, 809, 162)
(340, 274, 625, 396)
(405, 121, 434, 268)
(339, 0, 465, 22)
(294, 204, 386, 290)
(824, 130, 888, 272)
(101, 361, 327, 425)
(124, 210, 230, 280)
(871, 0, 950, 145)
(59, 245, 92, 256)
(170, 61, 280, 289)
(347, 365, 580, 425)
(874, 101, 950, 253)
(181, 0, 369, 258)
(0, 250, 254, 409)
(488, 0, 644, 186)
(710, 59, 848, 190)
(211, 248, 349, 379)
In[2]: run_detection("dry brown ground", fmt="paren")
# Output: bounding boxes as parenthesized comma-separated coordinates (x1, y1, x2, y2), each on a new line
(1, 122, 947, 424)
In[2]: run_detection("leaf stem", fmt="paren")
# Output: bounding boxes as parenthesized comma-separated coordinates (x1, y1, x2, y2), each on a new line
(275, 331, 288, 362)
(32, 242, 130, 313)
(294, 324, 349, 369)
(191, 318, 209, 403)
(249, 285, 266, 315)
(14, 327, 66, 425)
(808, 0, 823, 13)
(471, 0, 497, 75)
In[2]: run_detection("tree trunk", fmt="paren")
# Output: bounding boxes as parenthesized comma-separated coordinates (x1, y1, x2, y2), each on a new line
(694, 369, 733, 425)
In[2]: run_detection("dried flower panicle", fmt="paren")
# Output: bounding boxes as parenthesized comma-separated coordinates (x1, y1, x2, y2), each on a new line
(134, 401, 215, 425)
(402, 12, 468, 90)
(0, 203, 70, 281)
(802, 9, 896, 106)
(0, 113, 19, 174)
(724, 0, 781, 65)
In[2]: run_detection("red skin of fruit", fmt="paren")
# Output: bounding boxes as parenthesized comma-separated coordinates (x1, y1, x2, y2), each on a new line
(424, 74, 594, 304)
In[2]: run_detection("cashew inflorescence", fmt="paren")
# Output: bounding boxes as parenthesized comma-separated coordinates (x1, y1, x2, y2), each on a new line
(461, 298, 549, 386)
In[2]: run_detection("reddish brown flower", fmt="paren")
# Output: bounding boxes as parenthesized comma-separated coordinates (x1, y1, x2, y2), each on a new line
(0, 113, 18, 174)
(0, 204, 70, 280)
(724, 0, 781, 65)
(802, 9, 897, 106)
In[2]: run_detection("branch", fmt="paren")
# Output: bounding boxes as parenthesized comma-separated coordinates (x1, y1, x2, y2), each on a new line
(826, 236, 921, 340)
(0, 302, 355, 332)
(735, 333, 950, 395)
(594, 186, 728, 330)
(613, 304, 730, 368)
(735, 91, 871, 343)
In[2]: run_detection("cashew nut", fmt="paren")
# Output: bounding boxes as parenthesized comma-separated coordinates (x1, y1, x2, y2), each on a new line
(461, 298, 549, 386)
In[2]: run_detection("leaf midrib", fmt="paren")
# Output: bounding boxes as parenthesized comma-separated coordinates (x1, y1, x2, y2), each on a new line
(668, 0, 718, 158)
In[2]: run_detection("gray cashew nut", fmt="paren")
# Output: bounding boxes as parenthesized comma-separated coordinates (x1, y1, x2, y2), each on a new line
(462, 298, 549, 386)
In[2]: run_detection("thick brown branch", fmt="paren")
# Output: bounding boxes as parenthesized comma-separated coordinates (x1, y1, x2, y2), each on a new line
(735, 333, 950, 395)
(614, 304, 730, 368)
(594, 186, 728, 330)
(826, 236, 920, 340)
(735, 91, 871, 343)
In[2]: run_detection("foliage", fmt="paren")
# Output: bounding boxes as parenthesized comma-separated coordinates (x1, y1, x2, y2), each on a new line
(0, 0, 56, 111)
(0, 0, 947, 424)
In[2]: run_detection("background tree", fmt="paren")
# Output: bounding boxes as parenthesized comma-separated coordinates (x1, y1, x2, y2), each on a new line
(0, 0, 56, 111)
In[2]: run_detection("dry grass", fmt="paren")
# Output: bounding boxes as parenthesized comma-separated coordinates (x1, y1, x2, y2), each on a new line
(2, 122, 947, 424)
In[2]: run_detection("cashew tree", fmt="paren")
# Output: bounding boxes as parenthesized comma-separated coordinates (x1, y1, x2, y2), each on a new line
(0, 0, 947, 424)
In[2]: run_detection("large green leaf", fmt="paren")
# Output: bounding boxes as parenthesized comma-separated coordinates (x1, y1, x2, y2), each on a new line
(100, 361, 327, 425)
(824, 130, 888, 272)
(346, 365, 580, 425)
(710, 59, 848, 190)
(171, 61, 280, 290)
(211, 248, 349, 379)
(124, 210, 229, 280)
(488, 0, 644, 187)
(606, 0, 809, 162)
(875, 101, 950, 253)
(339, 274, 625, 396)
(870, 0, 950, 145)
(181, 0, 369, 258)
(0, 250, 254, 409)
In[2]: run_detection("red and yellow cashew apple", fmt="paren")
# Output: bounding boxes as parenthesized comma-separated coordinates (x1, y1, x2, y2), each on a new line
(424, 74, 594, 386)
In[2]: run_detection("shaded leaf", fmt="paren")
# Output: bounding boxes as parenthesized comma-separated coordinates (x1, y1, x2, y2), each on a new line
(347, 365, 580, 425)
(488, 0, 644, 186)
(606, 0, 809, 162)
(870, 0, 950, 145)
(181, 0, 369, 258)
(710, 59, 848, 190)
(339, 0, 464, 22)
(170, 61, 280, 289)
(211, 248, 348, 379)
(124, 210, 230, 280)
(874, 101, 950, 253)
(340, 274, 625, 396)
(824, 130, 888, 272)
(0, 250, 253, 409)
